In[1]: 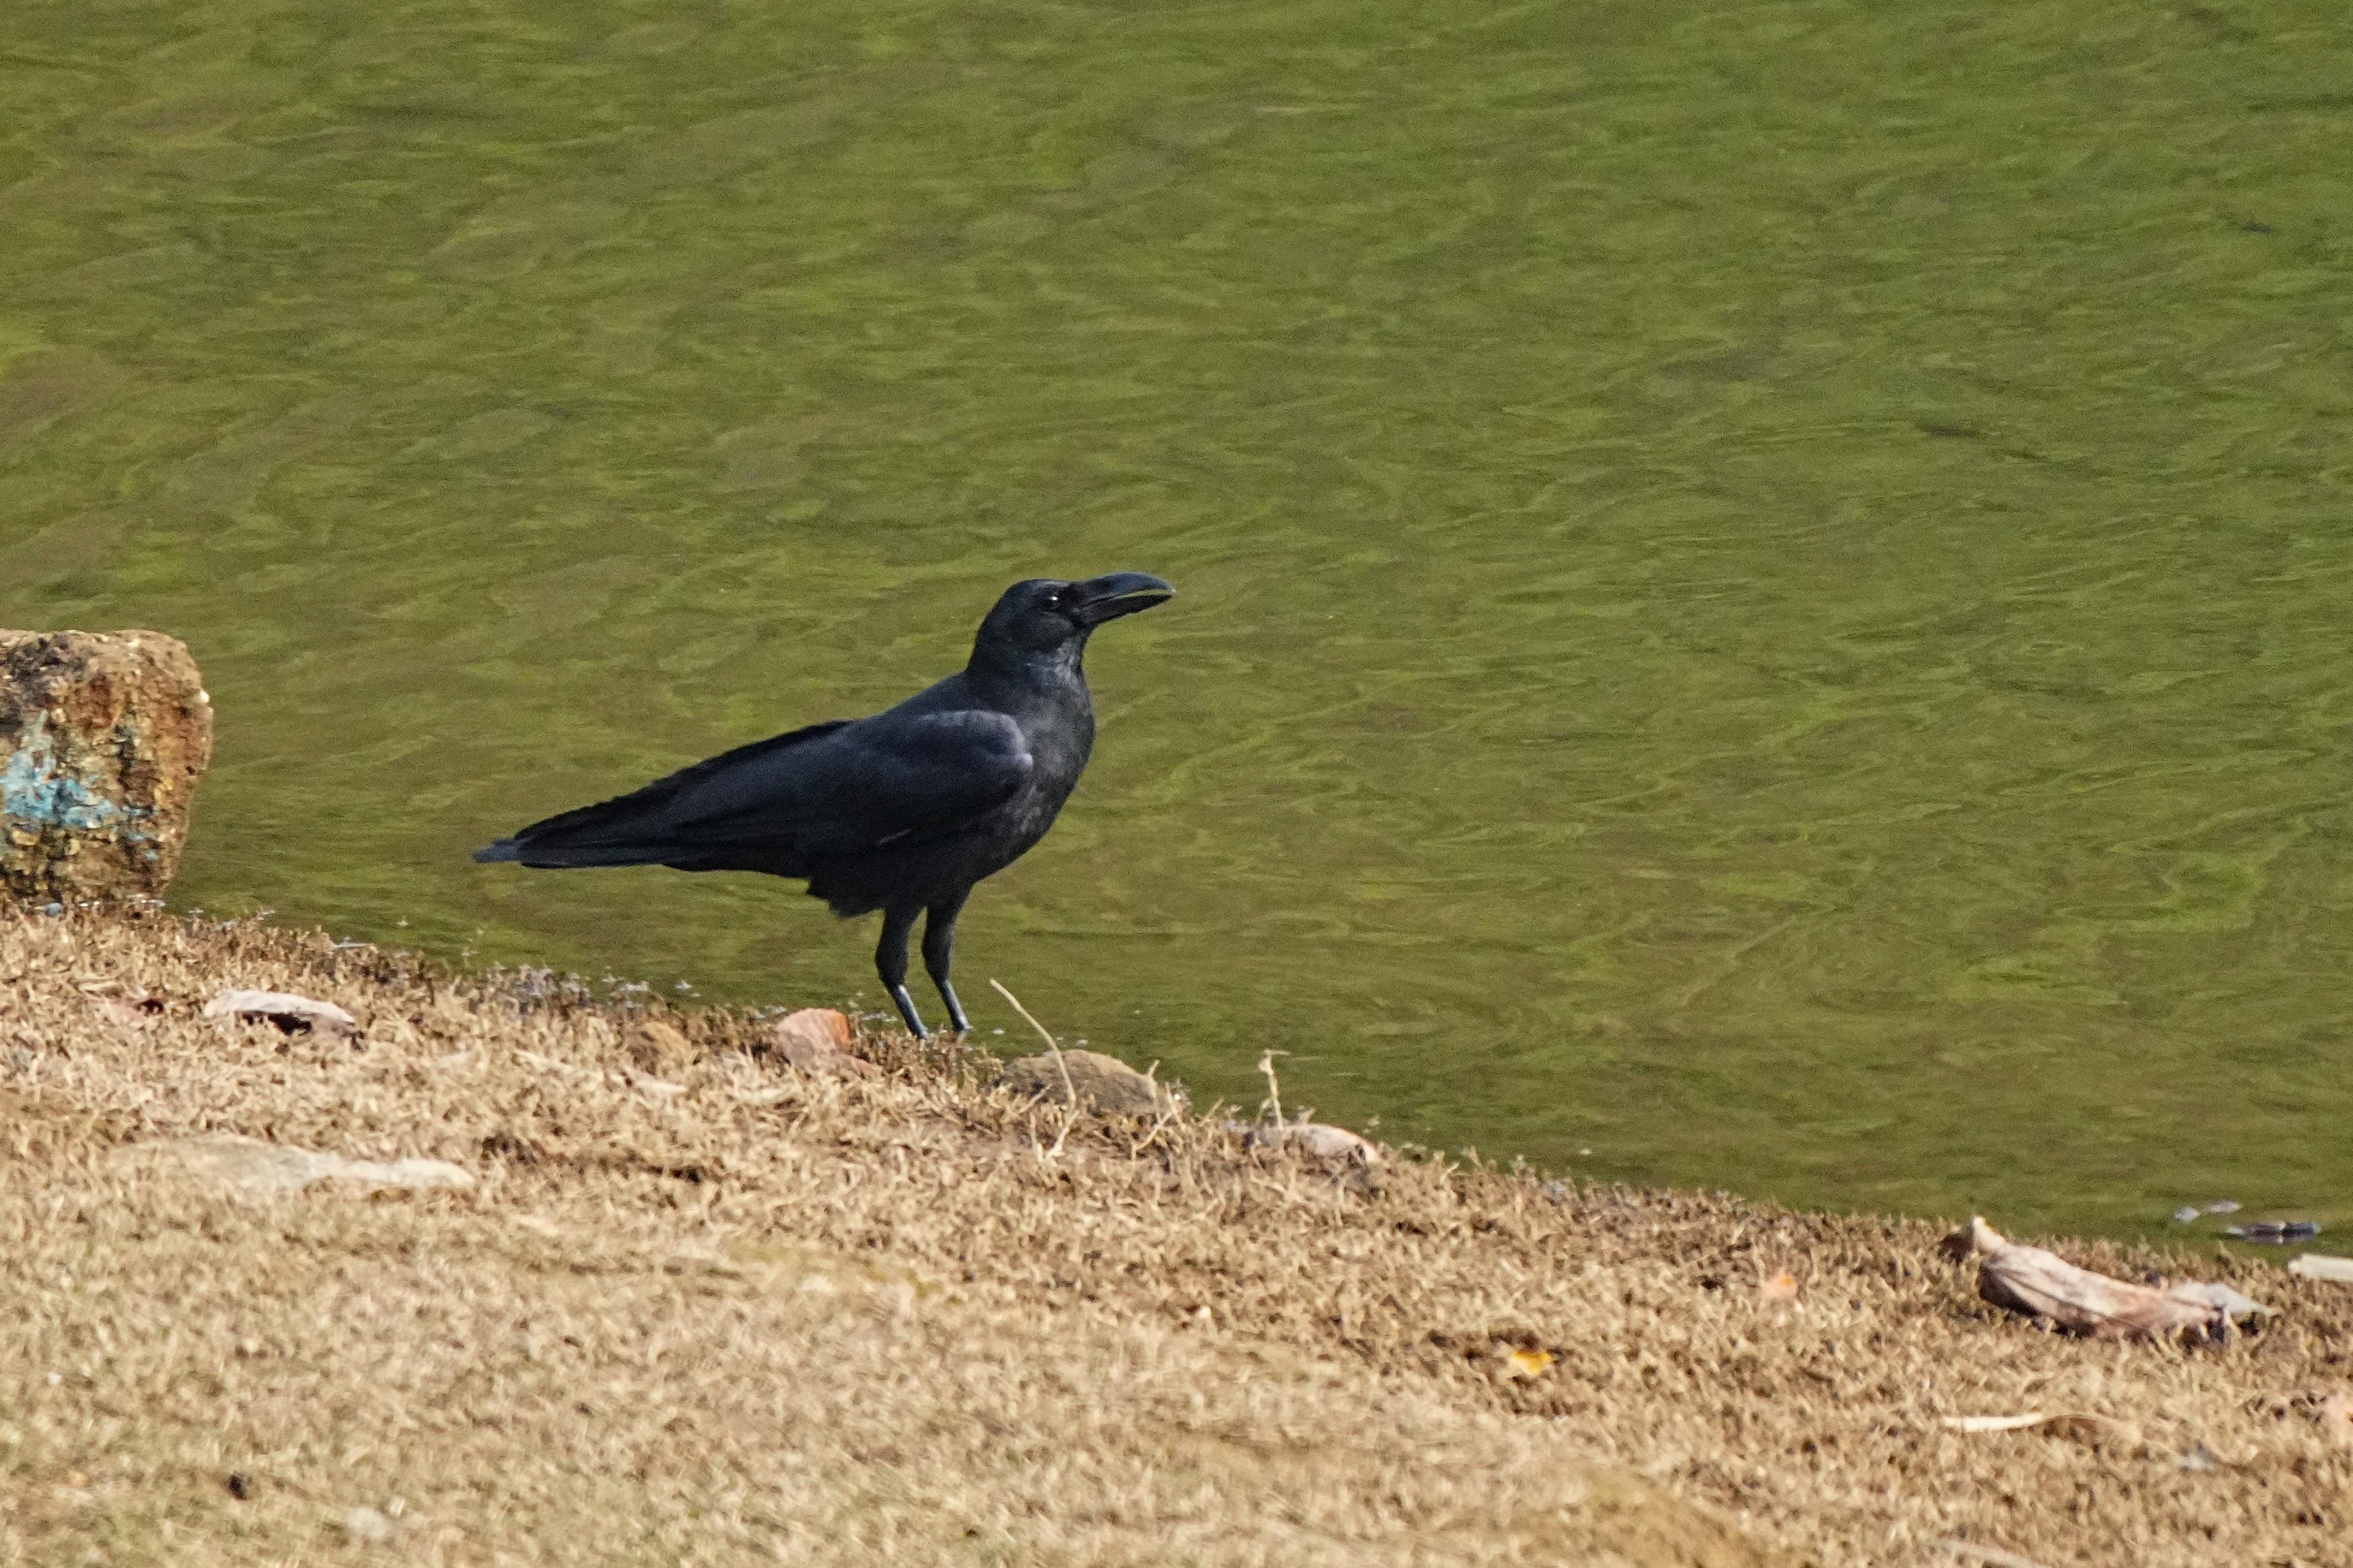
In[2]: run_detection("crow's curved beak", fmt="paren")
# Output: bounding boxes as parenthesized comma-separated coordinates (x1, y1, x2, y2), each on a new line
(1071, 572, 1174, 626)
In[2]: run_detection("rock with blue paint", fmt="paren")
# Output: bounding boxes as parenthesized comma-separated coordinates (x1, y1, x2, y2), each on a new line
(1, 629, 212, 906)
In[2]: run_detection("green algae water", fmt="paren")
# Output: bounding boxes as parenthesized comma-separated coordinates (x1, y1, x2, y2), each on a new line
(6, 0, 2351, 1240)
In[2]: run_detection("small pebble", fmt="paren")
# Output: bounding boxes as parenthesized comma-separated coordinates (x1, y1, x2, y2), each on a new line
(2205, 1200, 2241, 1214)
(2172, 1207, 2201, 1224)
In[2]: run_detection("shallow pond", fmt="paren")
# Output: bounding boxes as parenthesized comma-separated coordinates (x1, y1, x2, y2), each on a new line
(5, 0, 2350, 1239)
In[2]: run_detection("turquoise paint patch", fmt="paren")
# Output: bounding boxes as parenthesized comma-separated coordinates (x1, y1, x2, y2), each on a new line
(0, 712, 146, 836)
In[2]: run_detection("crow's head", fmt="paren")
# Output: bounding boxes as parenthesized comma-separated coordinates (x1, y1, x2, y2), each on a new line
(975, 573, 1174, 658)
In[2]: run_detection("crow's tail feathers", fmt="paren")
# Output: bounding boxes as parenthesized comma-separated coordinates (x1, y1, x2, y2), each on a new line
(471, 720, 853, 874)
(471, 793, 681, 870)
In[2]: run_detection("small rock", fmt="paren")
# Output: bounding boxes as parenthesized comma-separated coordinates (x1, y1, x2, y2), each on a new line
(771, 1006, 852, 1050)
(990, 1048, 1173, 1117)
(770, 1009, 877, 1077)
(144, 1134, 473, 1200)
(2, 628, 212, 906)
(2176, 1442, 2221, 1472)
(2205, 1200, 2241, 1214)
(202, 988, 361, 1041)
(2222, 1220, 2320, 1245)
(2171, 1207, 2202, 1224)
(1246, 1119, 1379, 1165)
(2288, 1254, 2353, 1284)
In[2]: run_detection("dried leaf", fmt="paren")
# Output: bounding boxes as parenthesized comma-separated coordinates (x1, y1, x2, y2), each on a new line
(1505, 1347, 1553, 1380)
(202, 988, 361, 1041)
(1759, 1271, 1798, 1300)
(1945, 1216, 2259, 1343)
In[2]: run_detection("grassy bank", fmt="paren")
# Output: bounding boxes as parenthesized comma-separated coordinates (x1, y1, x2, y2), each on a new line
(3, 909, 2348, 1567)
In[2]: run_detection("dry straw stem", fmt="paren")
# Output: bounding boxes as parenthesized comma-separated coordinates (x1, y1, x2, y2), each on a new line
(1258, 1047, 1287, 1124)
(4, 910, 2353, 1568)
(989, 975, 1077, 1157)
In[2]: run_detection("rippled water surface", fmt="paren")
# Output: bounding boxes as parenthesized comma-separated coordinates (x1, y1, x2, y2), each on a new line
(7, 0, 2351, 1237)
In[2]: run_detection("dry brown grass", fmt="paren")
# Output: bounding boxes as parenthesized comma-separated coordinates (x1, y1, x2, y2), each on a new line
(3, 909, 2349, 1567)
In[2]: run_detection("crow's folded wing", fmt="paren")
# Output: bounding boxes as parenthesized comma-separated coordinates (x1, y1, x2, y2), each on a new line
(482, 711, 1033, 869)
(665, 708, 1033, 856)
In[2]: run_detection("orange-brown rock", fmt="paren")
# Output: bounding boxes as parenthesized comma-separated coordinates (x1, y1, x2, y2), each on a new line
(1, 629, 212, 906)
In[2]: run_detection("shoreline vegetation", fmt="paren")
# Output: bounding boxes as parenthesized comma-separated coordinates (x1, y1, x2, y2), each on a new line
(4, 908, 2349, 1566)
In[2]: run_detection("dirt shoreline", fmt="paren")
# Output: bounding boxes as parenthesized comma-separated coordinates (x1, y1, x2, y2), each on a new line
(4, 908, 2348, 1566)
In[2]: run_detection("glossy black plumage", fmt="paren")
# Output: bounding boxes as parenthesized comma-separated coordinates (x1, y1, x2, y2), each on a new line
(475, 573, 1173, 1036)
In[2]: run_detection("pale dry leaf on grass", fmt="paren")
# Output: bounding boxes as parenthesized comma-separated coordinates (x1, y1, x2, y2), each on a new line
(1946, 1216, 2263, 1342)
(201, 987, 361, 1041)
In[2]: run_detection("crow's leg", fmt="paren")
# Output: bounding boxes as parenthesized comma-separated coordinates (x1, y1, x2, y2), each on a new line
(921, 889, 973, 1035)
(875, 905, 927, 1038)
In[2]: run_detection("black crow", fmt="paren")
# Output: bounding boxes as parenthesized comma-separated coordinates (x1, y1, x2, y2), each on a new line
(474, 572, 1174, 1037)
